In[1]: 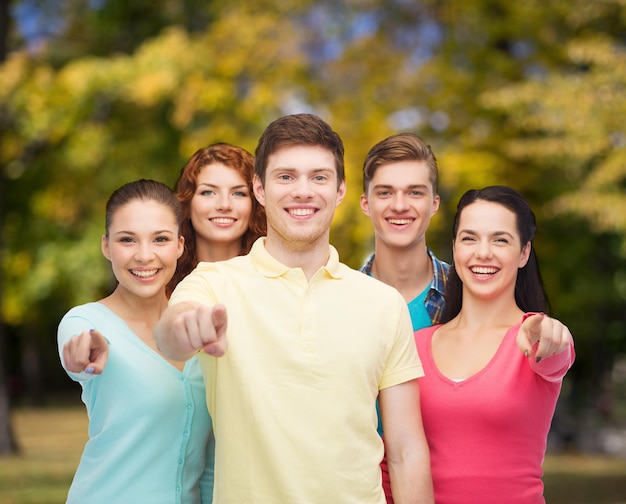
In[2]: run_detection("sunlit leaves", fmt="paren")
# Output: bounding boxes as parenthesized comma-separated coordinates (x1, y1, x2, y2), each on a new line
(481, 36, 626, 251)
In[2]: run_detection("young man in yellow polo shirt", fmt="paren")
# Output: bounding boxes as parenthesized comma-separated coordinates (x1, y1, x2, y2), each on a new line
(155, 114, 434, 503)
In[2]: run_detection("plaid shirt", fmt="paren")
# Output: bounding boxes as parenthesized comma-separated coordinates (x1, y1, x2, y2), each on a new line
(360, 248, 450, 325)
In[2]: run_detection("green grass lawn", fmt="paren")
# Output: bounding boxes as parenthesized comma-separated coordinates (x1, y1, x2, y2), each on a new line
(1, 406, 87, 504)
(1, 406, 626, 503)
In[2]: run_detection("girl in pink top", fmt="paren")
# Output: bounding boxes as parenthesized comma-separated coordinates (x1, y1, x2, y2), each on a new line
(417, 186, 575, 504)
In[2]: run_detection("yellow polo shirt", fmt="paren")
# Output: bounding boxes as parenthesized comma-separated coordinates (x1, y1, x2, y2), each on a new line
(170, 238, 422, 503)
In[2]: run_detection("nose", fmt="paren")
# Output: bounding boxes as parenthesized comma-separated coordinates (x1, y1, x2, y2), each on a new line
(216, 192, 232, 211)
(391, 192, 409, 211)
(291, 176, 314, 199)
(134, 242, 156, 262)
(475, 239, 493, 259)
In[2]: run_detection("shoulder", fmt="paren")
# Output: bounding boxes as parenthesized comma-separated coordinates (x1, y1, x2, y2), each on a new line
(359, 253, 375, 274)
(180, 256, 249, 284)
(57, 302, 113, 347)
(415, 324, 439, 339)
(59, 302, 107, 324)
(428, 248, 450, 271)
(193, 254, 254, 275)
(339, 264, 406, 302)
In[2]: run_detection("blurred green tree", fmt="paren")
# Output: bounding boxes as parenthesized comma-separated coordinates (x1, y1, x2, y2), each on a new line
(1, 0, 625, 455)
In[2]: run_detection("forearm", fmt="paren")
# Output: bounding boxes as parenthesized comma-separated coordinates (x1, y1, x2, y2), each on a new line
(387, 445, 433, 504)
(154, 301, 199, 361)
(380, 380, 434, 504)
(530, 339, 575, 382)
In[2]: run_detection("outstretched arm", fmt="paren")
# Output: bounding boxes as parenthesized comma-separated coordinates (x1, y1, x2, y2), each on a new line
(517, 313, 573, 361)
(154, 301, 228, 362)
(62, 329, 109, 375)
(380, 379, 434, 504)
(516, 313, 575, 380)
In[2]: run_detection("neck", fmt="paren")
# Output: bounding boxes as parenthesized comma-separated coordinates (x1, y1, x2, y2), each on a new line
(452, 293, 524, 331)
(101, 287, 169, 327)
(264, 232, 330, 282)
(371, 241, 432, 303)
(196, 239, 242, 263)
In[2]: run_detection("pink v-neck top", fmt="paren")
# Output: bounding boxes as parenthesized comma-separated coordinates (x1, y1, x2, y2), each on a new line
(415, 318, 575, 504)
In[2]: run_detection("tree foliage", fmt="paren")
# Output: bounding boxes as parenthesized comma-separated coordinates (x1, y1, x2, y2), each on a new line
(1, 0, 625, 448)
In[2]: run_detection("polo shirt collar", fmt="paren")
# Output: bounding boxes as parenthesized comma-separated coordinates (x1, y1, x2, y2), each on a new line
(250, 237, 343, 279)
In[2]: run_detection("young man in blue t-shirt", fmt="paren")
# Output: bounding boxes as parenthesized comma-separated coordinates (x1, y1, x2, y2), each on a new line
(360, 133, 449, 330)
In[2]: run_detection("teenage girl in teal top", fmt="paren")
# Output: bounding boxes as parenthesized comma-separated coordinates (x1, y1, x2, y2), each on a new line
(58, 180, 214, 503)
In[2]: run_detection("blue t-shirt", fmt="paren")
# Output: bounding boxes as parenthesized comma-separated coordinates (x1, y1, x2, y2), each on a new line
(407, 284, 432, 331)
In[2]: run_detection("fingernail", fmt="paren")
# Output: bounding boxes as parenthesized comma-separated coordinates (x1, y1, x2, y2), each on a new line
(89, 329, 96, 333)
(85, 367, 95, 374)
(536, 357, 542, 363)
(524, 350, 529, 358)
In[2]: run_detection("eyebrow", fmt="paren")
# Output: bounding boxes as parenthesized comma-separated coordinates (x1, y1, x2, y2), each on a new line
(459, 229, 516, 238)
(113, 229, 176, 236)
(271, 167, 335, 174)
(372, 183, 429, 190)
(197, 183, 248, 189)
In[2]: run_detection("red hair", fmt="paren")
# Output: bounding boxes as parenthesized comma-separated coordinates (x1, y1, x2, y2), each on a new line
(166, 143, 266, 296)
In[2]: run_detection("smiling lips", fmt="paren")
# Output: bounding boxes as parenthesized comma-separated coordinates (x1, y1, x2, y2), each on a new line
(387, 217, 414, 225)
(288, 208, 316, 217)
(210, 217, 237, 225)
(130, 269, 159, 279)
(470, 266, 499, 276)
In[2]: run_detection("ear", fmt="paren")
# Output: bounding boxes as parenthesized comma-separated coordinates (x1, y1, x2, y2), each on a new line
(335, 179, 347, 207)
(177, 235, 185, 260)
(519, 242, 531, 268)
(359, 193, 370, 217)
(431, 194, 441, 216)
(101, 235, 111, 261)
(253, 174, 265, 207)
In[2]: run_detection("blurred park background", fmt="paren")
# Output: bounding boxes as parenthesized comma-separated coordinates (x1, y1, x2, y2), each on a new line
(0, 0, 625, 501)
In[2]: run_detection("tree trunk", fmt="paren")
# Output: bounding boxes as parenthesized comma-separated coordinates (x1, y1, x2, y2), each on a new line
(0, 0, 19, 456)
(0, 323, 18, 455)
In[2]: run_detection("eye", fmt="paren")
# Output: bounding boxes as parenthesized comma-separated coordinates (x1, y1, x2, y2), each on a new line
(278, 174, 292, 181)
(155, 236, 170, 243)
(200, 189, 216, 196)
(410, 190, 425, 197)
(119, 236, 134, 243)
(460, 235, 476, 242)
(233, 190, 249, 197)
(313, 175, 327, 182)
(376, 190, 391, 197)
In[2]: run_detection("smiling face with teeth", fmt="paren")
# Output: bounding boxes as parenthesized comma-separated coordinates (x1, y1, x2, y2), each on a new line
(360, 160, 440, 251)
(253, 144, 346, 258)
(102, 199, 184, 300)
(453, 200, 531, 301)
(190, 162, 253, 261)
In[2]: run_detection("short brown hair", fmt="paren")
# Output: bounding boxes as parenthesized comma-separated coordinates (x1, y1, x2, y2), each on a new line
(254, 113, 345, 187)
(362, 133, 439, 195)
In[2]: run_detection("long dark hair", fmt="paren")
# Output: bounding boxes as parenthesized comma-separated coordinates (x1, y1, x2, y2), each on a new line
(105, 179, 181, 236)
(441, 185, 551, 322)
